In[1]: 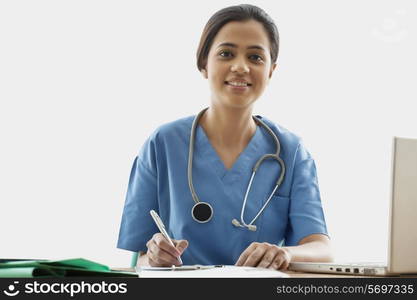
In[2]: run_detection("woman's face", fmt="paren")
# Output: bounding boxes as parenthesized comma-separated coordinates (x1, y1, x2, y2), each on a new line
(203, 19, 276, 109)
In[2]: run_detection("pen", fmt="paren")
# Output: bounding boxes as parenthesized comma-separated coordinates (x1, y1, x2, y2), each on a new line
(150, 210, 183, 265)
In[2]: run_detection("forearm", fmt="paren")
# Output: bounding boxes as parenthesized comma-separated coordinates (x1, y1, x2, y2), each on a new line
(137, 252, 150, 267)
(283, 241, 333, 263)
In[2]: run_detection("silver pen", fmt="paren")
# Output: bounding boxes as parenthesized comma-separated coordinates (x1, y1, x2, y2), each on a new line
(150, 210, 183, 265)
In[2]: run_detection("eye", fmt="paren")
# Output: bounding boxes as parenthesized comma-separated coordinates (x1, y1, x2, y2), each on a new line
(249, 54, 264, 62)
(219, 50, 233, 58)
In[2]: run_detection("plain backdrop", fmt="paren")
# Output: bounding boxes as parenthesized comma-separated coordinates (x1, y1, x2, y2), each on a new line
(0, 0, 416, 267)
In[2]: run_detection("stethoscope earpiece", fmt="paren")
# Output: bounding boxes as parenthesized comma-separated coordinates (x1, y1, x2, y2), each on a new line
(232, 218, 242, 227)
(248, 225, 257, 232)
(232, 219, 257, 231)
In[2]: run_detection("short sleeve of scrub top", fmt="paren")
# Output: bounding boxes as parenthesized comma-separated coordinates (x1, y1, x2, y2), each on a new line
(117, 115, 328, 265)
(116, 135, 161, 253)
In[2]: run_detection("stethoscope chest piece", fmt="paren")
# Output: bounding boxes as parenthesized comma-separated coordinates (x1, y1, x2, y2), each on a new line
(191, 202, 213, 223)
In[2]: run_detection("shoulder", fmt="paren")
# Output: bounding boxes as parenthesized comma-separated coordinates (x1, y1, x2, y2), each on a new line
(149, 115, 194, 143)
(255, 114, 301, 152)
(256, 115, 314, 163)
(140, 115, 194, 155)
(137, 115, 195, 167)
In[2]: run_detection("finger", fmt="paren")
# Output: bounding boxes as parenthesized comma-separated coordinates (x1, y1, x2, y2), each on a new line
(256, 248, 278, 268)
(274, 249, 291, 270)
(148, 255, 175, 268)
(280, 259, 290, 270)
(242, 246, 266, 267)
(235, 243, 258, 266)
(147, 241, 174, 265)
(148, 240, 179, 265)
(268, 257, 283, 270)
(147, 250, 170, 267)
(274, 257, 285, 270)
(269, 253, 287, 270)
(148, 256, 165, 267)
(279, 251, 291, 270)
(153, 234, 182, 258)
(146, 238, 172, 266)
(174, 239, 189, 255)
(148, 246, 178, 266)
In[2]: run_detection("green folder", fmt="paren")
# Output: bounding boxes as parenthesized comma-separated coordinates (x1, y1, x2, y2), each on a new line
(0, 258, 137, 278)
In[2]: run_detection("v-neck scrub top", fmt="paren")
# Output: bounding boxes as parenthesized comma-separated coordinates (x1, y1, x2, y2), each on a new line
(117, 115, 328, 265)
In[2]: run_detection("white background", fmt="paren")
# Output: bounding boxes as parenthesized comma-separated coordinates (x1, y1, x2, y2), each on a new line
(0, 0, 415, 267)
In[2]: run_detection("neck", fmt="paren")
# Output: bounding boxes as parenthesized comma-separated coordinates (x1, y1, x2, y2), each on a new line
(199, 105, 257, 149)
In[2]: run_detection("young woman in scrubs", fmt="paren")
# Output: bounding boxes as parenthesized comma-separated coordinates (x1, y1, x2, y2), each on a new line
(117, 4, 333, 270)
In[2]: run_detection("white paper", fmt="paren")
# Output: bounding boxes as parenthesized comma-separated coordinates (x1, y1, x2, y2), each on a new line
(136, 265, 288, 278)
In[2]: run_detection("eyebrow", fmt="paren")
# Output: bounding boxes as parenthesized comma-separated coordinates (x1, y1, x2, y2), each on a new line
(216, 42, 266, 51)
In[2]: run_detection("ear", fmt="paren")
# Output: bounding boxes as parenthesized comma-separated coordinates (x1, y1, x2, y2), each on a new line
(269, 63, 277, 79)
(201, 68, 208, 79)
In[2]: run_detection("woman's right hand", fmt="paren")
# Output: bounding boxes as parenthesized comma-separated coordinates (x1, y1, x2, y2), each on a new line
(145, 233, 189, 267)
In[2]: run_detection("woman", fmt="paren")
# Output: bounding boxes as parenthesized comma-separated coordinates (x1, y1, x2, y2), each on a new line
(117, 4, 332, 270)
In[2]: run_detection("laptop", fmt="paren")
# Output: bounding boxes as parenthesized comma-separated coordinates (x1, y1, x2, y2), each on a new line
(289, 137, 417, 276)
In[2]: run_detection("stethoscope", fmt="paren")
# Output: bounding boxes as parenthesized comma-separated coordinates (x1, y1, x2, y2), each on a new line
(188, 108, 286, 231)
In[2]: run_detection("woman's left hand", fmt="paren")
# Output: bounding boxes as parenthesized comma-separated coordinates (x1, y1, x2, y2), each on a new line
(235, 242, 292, 270)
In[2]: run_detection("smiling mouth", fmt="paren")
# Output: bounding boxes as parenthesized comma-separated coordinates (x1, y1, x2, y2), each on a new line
(225, 81, 252, 87)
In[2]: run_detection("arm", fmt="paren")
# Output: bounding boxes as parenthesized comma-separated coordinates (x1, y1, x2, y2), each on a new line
(236, 233, 333, 270)
(283, 233, 333, 263)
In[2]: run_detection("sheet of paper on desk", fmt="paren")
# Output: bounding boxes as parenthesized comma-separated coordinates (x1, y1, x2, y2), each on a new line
(136, 265, 288, 278)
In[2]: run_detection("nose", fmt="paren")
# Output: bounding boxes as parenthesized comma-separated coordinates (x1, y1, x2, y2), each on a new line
(230, 57, 249, 74)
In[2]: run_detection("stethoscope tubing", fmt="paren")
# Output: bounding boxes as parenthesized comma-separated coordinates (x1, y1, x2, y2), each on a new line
(187, 108, 285, 228)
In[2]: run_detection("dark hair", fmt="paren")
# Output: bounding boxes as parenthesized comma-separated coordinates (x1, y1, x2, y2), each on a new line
(196, 4, 279, 71)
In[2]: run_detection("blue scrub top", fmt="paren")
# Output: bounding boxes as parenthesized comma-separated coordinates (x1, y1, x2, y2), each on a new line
(117, 114, 328, 265)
